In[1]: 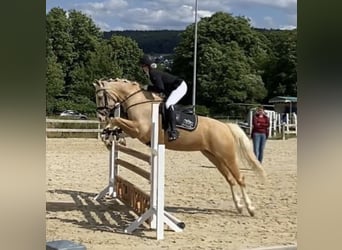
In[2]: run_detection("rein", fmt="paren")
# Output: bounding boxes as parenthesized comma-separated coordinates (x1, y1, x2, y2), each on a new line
(126, 100, 161, 111)
(122, 89, 162, 111)
(122, 89, 163, 111)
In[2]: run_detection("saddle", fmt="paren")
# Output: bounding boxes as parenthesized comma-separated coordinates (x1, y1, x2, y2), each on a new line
(160, 104, 198, 131)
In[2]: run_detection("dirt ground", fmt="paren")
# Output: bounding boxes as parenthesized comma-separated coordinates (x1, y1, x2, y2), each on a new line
(46, 137, 297, 250)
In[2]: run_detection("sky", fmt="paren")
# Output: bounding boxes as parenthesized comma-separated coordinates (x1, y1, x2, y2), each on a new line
(46, 0, 297, 31)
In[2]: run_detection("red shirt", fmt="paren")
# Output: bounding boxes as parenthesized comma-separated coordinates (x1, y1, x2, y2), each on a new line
(252, 113, 270, 135)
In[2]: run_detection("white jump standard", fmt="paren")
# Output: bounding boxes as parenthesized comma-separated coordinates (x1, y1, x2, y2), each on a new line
(95, 103, 184, 240)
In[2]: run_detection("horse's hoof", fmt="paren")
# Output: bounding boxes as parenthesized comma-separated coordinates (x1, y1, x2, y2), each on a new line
(248, 208, 255, 217)
(118, 138, 126, 146)
(236, 206, 243, 214)
(177, 222, 186, 229)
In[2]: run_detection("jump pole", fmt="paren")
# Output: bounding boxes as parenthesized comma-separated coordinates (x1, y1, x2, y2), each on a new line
(95, 103, 183, 240)
(94, 107, 120, 200)
(124, 103, 183, 240)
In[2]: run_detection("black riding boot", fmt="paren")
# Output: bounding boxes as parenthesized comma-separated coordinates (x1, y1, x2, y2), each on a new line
(167, 105, 179, 141)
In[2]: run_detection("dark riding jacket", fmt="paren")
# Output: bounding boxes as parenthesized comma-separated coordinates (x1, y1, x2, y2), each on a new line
(147, 69, 184, 97)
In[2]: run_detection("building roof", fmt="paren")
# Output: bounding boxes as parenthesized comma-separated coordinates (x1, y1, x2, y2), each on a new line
(269, 96, 297, 103)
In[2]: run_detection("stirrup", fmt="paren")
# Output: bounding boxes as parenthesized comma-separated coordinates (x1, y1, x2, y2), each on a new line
(168, 130, 179, 141)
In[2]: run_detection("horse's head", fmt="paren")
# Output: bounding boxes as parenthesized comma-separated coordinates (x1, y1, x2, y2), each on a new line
(93, 78, 143, 122)
(93, 79, 114, 123)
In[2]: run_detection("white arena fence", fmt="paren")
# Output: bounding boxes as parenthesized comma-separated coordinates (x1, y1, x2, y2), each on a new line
(238, 109, 297, 140)
(46, 118, 102, 138)
(46, 109, 297, 140)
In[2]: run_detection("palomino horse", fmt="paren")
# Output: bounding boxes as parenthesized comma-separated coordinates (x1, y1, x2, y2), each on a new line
(93, 78, 266, 216)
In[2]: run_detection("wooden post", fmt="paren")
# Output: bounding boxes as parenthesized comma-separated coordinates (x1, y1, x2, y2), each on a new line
(282, 123, 286, 140)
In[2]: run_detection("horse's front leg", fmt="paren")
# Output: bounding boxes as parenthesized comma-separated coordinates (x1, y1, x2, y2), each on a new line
(106, 117, 141, 138)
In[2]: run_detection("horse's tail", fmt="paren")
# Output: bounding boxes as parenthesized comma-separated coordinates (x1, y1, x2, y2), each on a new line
(226, 123, 266, 182)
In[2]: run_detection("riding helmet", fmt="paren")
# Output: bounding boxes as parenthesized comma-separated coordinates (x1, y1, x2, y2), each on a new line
(140, 54, 153, 66)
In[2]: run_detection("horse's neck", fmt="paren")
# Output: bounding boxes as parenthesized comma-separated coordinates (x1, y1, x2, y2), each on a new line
(125, 90, 161, 123)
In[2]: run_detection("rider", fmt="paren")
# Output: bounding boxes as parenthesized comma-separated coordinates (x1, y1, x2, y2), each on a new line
(139, 54, 188, 141)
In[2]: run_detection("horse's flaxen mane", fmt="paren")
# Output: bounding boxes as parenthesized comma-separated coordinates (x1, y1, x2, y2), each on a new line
(110, 78, 140, 86)
(96, 77, 141, 87)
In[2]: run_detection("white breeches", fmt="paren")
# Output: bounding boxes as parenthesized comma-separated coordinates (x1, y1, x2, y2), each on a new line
(165, 81, 187, 109)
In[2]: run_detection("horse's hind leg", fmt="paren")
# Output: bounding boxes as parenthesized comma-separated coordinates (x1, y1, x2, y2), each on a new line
(204, 148, 256, 216)
(239, 185, 255, 216)
(224, 157, 256, 217)
(201, 151, 243, 214)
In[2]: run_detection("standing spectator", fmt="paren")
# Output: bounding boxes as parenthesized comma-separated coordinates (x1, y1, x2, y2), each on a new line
(252, 106, 270, 163)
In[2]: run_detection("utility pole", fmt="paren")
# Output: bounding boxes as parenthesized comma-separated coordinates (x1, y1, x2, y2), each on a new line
(192, 0, 198, 111)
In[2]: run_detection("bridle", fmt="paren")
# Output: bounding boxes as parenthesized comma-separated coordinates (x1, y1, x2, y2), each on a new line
(95, 87, 161, 118)
(95, 88, 119, 117)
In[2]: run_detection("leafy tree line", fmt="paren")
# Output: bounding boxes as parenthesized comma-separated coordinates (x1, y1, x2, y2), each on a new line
(46, 8, 297, 118)
(46, 7, 146, 116)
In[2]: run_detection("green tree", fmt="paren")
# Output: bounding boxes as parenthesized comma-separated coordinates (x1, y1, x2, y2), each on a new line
(46, 8, 106, 115)
(87, 41, 123, 81)
(68, 10, 102, 64)
(173, 12, 268, 115)
(260, 29, 297, 99)
(107, 35, 145, 83)
(46, 7, 74, 74)
(46, 38, 65, 115)
(65, 10, 104, 114)
(46, 8, 148, 115)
